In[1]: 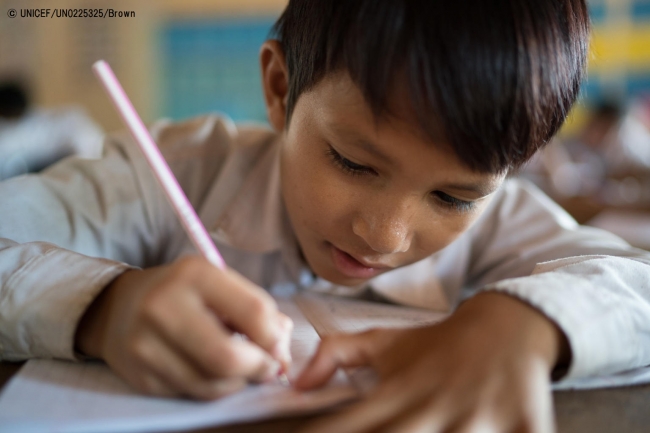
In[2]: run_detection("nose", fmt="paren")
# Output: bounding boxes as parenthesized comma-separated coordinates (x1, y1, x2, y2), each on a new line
(352, 199, 413, 255)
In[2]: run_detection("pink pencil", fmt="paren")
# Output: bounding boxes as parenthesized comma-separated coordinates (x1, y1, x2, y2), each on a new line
(93, 60, 290, 383)
(92, 60, 226, 269)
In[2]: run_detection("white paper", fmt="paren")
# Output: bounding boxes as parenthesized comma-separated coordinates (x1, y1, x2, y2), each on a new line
(0, 297, 357, 433)
(294, 292, 650, 392)
(3, 292, 649, 433)
(294, 292, 448, 393)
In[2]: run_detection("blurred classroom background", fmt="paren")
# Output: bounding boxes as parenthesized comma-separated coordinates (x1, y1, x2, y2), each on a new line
(0, 0, 649, 248)
(0, 0, 287, 131)
(523, 0, 650, 249)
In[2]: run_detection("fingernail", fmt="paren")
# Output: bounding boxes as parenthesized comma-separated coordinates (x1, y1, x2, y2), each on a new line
(260, 359, 282, 383)
(291, 371, 308, 389)
(272, 339, 292, 368)
(276, 315, 293, 335)
(281, 344, 292, 368)
(205, 378, 246, 398)
(278, 372, 290, 387)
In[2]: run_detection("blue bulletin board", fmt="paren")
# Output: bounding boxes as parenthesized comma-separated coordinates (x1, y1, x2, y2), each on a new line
(583, 0, 650, 104)
(159, 3, 650, 122)
(161, 18, 276, 123)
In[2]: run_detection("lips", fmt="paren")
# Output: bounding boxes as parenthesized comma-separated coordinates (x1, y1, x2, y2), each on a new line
(329, 244, 390, 279)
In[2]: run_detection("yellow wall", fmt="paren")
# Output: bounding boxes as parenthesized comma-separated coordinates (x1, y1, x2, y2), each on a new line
(0, 0, 287, 131)
(159, 0, 287, 16)
(2, 0, 647, 135)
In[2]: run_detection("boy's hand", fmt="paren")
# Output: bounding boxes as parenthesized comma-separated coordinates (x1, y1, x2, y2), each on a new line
(295, 292, 570, 433)
(75, 255, 293, 400)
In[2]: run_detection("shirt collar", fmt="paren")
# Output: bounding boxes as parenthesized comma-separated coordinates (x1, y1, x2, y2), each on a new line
(207, 132, 450, 311)
(210, 134, 288, 254)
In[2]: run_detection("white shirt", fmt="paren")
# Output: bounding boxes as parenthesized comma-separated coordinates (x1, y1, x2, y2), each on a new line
(0, 107, 104, 180)
(1, 114, 649, 384)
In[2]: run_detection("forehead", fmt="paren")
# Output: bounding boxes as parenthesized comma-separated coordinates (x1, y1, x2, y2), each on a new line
(297, 71, 503, 190)
(305, 70, 448, 149)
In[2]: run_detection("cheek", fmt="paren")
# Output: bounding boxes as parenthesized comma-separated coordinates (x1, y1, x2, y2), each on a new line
(281, 142, 356, 238)
(416, 191, 501, 260)
(414, 211, 480, 258)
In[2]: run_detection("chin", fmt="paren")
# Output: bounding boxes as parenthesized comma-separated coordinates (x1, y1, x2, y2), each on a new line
(324, 272, 369, 287)
(316, 258, 385, 287)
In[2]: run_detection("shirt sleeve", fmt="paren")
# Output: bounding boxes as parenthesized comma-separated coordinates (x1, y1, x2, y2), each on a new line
(0, 115, 236, 361)
(465, 179, 650, 381)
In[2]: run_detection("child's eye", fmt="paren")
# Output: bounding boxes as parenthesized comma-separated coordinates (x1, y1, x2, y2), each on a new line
(432, 191, 475, 213)
(326, 146, 376, 176)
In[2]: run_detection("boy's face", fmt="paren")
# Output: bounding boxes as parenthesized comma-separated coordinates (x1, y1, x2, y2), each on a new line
(264, 46, 504, 286)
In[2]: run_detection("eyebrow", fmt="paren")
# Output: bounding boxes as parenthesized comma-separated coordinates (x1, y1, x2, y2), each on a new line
(328, 126, 394, 165)
(328, 124, 500, 198)
(439, 181, 499, 198)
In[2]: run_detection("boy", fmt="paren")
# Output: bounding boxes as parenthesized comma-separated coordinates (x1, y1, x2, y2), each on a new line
(1, 0, 650, 432)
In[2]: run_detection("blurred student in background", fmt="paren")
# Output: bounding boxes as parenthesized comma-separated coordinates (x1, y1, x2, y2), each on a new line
(0, 81, 104, 180)
(524, 98, 650, 249)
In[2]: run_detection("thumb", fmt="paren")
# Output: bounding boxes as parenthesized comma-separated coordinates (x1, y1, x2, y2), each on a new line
(294, 329, 387, 390)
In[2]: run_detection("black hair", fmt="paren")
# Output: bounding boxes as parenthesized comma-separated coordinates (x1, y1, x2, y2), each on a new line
(271, 0, 591, 174)
(0, 81, 29, 119)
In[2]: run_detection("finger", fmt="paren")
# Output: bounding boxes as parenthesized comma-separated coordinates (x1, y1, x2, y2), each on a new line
(104, 345, 181, 399)
(446, 416, 501, 433)
(177, 257, 293, 362)
(204, 268, 293, 360)
(294, 330, 385, 390)
(520, 360, 556, 433)
(130, 330, 248, 400)
(130, 370, 179, 398)
(444, 362, 553, 433)
(200, 377, 248, 400)
(377, 400, 448, 433)
(144, 293, 279, 381)
(271, 313, 294, 372)
(299, 380, 421, 433)
(295, 329, 386, 390)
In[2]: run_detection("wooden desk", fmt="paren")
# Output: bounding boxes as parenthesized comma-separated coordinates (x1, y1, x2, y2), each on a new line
(2, 362, 650, 433)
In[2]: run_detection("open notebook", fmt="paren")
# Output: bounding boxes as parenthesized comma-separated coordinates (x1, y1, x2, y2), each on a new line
(0, 293, 445, 433)
(2, 293, 650, 433)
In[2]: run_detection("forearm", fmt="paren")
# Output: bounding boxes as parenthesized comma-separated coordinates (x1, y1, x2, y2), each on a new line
(456, 291, 571, 375)
(460, 180, 650, 380)
(74, 269, 137, 359)
(0, 239, 132, 360)
(482, 255, 650, 380)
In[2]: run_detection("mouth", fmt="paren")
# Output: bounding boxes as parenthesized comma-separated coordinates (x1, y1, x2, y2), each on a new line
(329, 243, 392, 280)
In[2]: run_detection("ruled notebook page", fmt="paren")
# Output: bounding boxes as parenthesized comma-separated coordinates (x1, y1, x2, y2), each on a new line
(0, 297, 357, 433)
(293, 292, 650, 392)
(3, 292, 640, 433)
(294, 292, 448, 394)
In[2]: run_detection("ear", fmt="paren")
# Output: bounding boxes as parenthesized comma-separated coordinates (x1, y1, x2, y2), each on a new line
(260, 40, 289, 132)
